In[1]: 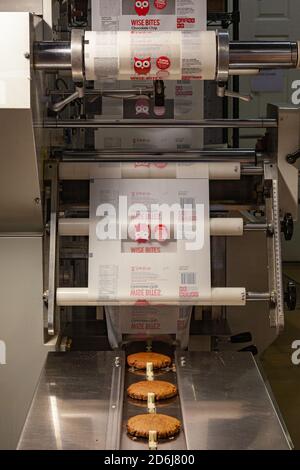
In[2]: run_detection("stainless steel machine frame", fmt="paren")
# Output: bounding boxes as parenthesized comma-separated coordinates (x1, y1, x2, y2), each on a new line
(1, 9, 300, 451)
(17, 350, 292, 450)
(43, 110, 298, 339)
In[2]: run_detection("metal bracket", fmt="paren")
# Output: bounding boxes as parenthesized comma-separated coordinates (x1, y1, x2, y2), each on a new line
(105, 352, 125, 450)
(216, 31, 230, 82)
(71, 29, 84, 83)
(217, 82, 253, 102)
(45, 162, 59, 336)
(264, 163, 284, 333)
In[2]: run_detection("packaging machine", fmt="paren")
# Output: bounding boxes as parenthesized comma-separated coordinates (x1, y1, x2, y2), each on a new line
(0, 2, 300, 450)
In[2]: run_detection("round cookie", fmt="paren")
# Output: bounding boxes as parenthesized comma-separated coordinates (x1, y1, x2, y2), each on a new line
(127, 414, 181, 439)
(127, 380, 177, 401)
(127, 352, 171, 370)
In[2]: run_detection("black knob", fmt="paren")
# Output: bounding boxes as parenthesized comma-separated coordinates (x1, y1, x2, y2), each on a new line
(286, 149, 300, 165)
(285, 280, 297, 311)
(231, 332, 252, 344)
(239, 345, 258, 356)
(281, 213, 294, 241)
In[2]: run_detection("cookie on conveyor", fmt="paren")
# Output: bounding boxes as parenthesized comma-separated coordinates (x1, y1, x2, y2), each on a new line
(127, 352, 171, 370)
(127, 380, 177, 401)
(127, 414, 181, 439)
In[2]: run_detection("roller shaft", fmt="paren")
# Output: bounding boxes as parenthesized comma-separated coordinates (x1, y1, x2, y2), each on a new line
(34, 41, 72, 70)
(229, 41, 298, 69)
(33, 39, 299, 73)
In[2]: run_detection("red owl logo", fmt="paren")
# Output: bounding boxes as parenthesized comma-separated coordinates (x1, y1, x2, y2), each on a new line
(135, 98, 150, 116)
(134, 57, 151, 75)
(135, 0, 150, 16)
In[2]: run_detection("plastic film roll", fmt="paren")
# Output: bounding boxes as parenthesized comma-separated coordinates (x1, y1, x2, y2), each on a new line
(59, 162, 240, 181)
(84, 30, 217, 81)
(56, 287, 246, 307)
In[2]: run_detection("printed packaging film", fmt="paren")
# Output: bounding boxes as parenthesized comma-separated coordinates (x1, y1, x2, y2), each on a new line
(91, 0, 207, 151)
(90, 1, 208, 345)
(85, 30, 217, 81)
(88, 177, 211, 303)
(89, 174, 211, 347)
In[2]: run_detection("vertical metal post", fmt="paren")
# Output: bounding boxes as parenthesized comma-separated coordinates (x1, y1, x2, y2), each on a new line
(232, 0, 240, 148)
(46, 162, 59, 336)
(105, 352, 125, 450)
(264, 163, 284, 333)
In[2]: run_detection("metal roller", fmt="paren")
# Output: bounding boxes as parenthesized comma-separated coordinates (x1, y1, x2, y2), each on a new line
(33, 41, 71, 71)
(33, 30, 300, 79)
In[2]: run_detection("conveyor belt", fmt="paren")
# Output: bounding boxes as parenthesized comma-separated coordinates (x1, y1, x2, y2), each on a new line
(120, 362, 186, 450)
(120, 341, 186, 450)
(18, 350, 292, 450)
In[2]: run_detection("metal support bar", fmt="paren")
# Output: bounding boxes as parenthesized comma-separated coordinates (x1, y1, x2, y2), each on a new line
(105, 352, 125, 450)
(264, 163, 285, 332)
(45, 163, 59, 336)
(247, 292, 271, 301)
(244, 223, 269, 232)
(229, 41, 298, 69)
(34, 39, 299, 73)
(58, 148, 259, 162)
(42, 119, 278, 129)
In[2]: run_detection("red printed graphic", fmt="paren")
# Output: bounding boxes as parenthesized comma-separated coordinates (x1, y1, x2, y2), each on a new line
(154, 163, 168, 169)
(134, 162, 151, 168)
(177, 17, 196, 29)
(153, 224, 169, 242)
(134, 300, 150, 306)
(134, 223, 150, 243)
(135, 98, 150, 116)
(134, 57, 152, 75)
(154, 0, 167, 10)
(135, 0, 150, 16)
(156, 56, 171, 70)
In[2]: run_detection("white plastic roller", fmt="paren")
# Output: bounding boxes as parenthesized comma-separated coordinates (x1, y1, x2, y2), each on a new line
(56, 287, 246, 307)
(58, 218, 244, 237)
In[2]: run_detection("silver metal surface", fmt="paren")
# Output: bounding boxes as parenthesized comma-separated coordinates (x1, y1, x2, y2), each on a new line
(33, 38, 299, 74)
(59, 148, 258, 163)
(62, 148, 258, 161)
(264, 163, 285, 333)
(176, 351, 292, 450)
(42, 119, 278, 129)
(241, 166, 264, 176)
(105, 355, 125, 450)
(46, 163, 58, 336)
(50, 87, 154, 98)
(51, 86, 84, 113)
(120, 365, 186, 450)
(17, 350, 292, 450)
(244, 223, 268, 232)
(71, 29, 84, 82)
(229, 41, 298, 69)
(216, 31, 230, 82)
(33, 41, 71, 70)
(246, 292, 271, 301)
(18, 351, 125, 450)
